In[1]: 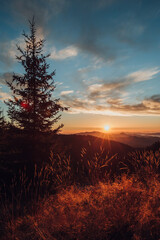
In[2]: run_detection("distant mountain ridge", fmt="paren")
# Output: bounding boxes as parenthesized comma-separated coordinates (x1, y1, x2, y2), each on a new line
(74, 131, 160, 148)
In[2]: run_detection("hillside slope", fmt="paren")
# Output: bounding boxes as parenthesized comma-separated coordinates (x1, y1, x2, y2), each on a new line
(55, 134, 133, 161)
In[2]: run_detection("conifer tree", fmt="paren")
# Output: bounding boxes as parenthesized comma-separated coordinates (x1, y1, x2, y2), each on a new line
(6, 18, 66, 133)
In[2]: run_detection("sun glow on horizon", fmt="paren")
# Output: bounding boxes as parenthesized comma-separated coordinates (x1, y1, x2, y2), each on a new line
(104, 125, 110, 131)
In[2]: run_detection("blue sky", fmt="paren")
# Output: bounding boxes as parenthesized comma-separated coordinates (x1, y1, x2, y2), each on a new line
(0, 0, 160, 132)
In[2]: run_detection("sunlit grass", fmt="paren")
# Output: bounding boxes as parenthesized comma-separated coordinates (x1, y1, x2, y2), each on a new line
(3, 176, 160, 240)
(1, 145, 160, 239)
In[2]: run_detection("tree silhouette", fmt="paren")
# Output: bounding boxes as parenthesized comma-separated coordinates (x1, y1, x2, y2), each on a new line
(0, 108, 5, 129)
(6, 18, 66, 134)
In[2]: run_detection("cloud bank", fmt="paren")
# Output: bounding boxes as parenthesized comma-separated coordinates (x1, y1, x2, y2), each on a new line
(61, 68, 160, 116)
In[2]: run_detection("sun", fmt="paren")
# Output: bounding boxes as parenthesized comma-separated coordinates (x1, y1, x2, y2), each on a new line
(104, 125, 110, 131)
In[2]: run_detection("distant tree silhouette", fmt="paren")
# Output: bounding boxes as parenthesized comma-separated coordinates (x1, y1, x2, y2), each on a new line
(6, 18, 66, 134)
(0, 108, 5, 129)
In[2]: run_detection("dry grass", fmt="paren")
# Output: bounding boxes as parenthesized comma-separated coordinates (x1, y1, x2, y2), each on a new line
(1, 147, 160, 240)
(2, 176, 160, 240)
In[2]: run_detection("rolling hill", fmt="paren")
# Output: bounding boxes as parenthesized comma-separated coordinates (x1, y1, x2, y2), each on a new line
(55, 134, 133, 161)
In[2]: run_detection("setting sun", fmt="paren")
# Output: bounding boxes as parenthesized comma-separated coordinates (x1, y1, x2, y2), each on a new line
(104, 125, 110, 131)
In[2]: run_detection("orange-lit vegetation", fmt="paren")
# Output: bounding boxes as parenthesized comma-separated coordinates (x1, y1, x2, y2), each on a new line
(1, 144, 160, 240)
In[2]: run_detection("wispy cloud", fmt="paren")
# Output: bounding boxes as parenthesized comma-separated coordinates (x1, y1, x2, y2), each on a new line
(60, 90, 74, 96)
(107, 94, 160, 115)
(78, 58, 104, 75)
(127, 67, 160, 82)
(50, 45, 78, 60)
(0, 89, 11, 101)
(87, 67, 160, 99)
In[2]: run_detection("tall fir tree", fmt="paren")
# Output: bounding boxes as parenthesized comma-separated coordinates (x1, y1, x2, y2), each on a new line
(6, 18, 66, 134)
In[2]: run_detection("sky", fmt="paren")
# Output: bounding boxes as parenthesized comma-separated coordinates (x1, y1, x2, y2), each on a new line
(0, 0, 160, 133)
